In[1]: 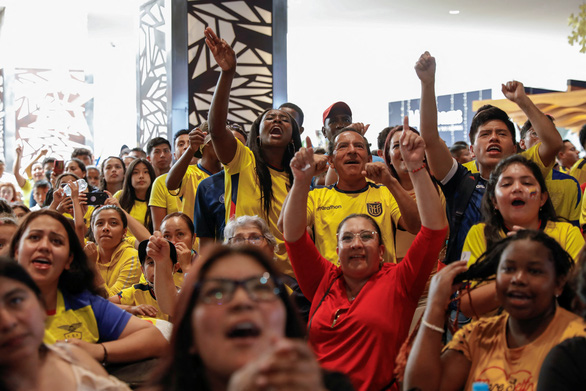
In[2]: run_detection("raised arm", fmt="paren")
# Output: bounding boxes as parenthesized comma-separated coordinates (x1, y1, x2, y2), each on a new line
(68, 180, 88, 245)
(282, 138, 315, 243)
(204, 27, 238, 165)
(166, 127, 204, 190)
(404, 260, 470, 391)
(149, 231, 179, 316)
(401, 116, 447, 230)
(415, 52, 454, 181)
(502, 80, 562, 167)
(13, 145, 27, 187)
(277, 152, 328, 232)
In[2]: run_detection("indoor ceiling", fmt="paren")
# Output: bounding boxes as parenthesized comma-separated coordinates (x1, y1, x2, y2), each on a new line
(289, 0, 584, 37)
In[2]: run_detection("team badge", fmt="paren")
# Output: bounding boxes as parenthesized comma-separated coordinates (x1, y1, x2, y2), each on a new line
(59, 323, 83, 339)
(366, 202, 383, 217)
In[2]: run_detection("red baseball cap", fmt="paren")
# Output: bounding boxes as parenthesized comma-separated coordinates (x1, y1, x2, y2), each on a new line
(323, 101, 352, 125)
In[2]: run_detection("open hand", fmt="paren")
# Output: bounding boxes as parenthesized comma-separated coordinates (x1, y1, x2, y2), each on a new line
(129, 304, 158, 317)
(204, 27, 236, 72)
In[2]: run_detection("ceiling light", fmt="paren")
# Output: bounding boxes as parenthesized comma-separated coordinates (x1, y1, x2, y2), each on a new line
(449, 10, 460, 15)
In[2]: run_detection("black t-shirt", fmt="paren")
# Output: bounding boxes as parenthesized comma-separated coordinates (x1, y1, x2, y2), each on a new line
(537, 336, 586, 391)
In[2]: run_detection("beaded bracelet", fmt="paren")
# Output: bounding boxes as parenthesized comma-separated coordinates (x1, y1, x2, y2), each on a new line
(411, 163, 426, 173)
(422, 319, 445, 334)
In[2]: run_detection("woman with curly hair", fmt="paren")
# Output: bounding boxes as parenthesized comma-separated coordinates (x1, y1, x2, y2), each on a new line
(204, 27, 301, 276)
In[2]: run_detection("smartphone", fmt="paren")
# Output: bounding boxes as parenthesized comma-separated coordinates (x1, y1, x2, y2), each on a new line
(54, 160, 65, 175)
(86, 191, 108, 206)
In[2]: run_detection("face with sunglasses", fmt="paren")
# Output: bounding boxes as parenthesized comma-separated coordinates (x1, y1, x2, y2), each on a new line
(336, 216, 385, 281)
(191, 253, 286, 379)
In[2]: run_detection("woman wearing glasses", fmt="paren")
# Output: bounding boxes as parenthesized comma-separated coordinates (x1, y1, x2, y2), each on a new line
(282, 119, 448, 391)
(223, 215, 276, 259)
(146, 246, 353, 391)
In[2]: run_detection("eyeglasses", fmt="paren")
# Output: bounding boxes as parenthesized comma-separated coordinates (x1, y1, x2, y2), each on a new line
(337, 230, 379, 245)
(197, 273, 281, 305)
(228, 235, 266, 246)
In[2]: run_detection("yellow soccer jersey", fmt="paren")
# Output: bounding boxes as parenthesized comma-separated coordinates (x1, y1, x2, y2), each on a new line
(149, 174, 182, 215)
(224, 140, 291, 275)
(117, 282, 170, 321)
(463, 142, 552, 179)
(570, 158, 586, 186)
(579, 192, 586, 229)
(546, 169, 581, 226)
(44, 290, 131, 344)
(64, 205, 95, 231)
(463, 221, 584, 267)
(21, 179, 33, 207)
(96, 240, 142, 297)
(307, 182, 401, 264)
(114, 190, 149, 239)
(168, 164, 212, 224)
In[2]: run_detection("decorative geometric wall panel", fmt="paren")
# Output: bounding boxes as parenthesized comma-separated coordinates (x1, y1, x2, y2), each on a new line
(188, 0, 274, 129)
(138, 0, 169, 148)
(0, 69, 5, 159)
(13, 68, 93, 163)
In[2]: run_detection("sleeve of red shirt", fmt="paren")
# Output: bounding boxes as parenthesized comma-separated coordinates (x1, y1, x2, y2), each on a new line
(285, 230, 336, 302)
(397, 225, 448, 300)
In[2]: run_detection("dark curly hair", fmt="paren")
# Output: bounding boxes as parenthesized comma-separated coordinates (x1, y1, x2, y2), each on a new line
(247, 109, 301, 219)
(147, 245, 305, 390)
(481, 154, 557, 249)
(9, 209, 104, 297)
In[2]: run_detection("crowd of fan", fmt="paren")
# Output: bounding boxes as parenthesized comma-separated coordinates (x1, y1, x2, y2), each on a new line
(2, 28, 586, 391)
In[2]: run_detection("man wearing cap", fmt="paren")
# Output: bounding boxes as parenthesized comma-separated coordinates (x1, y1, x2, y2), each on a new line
(322, 101, 353, 142)
(166, 124, 222, 233)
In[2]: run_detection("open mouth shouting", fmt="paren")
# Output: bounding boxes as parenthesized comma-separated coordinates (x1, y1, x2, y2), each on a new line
(31, 258, 52, 270)
(225, 321, 261, 345)
(486, 144, 502, 155)
(269, 126, 284, 138)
